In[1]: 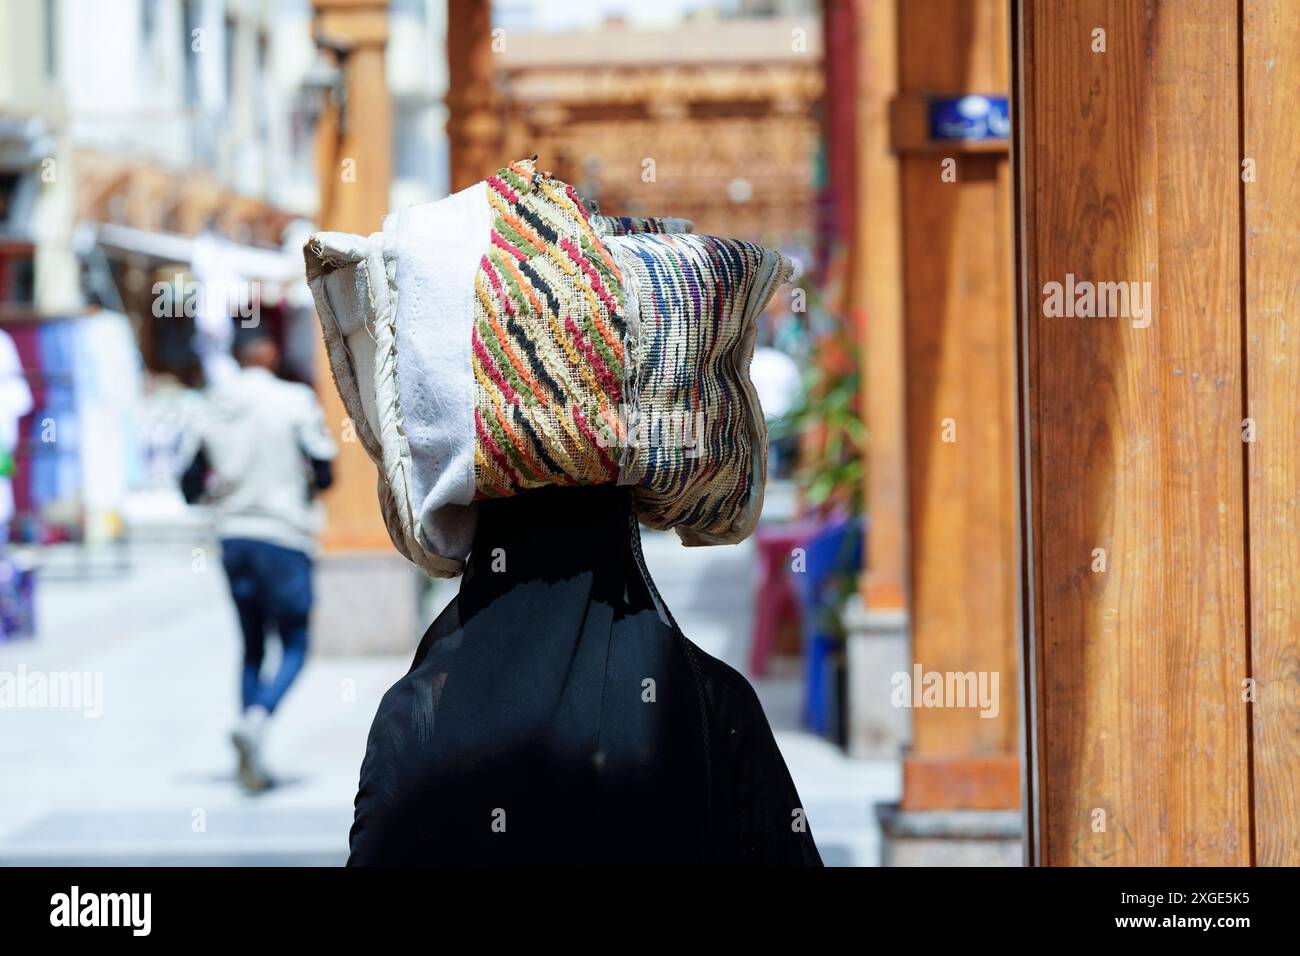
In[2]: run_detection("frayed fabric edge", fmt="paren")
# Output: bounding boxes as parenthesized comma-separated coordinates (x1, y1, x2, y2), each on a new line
(304, 231, 465, 579)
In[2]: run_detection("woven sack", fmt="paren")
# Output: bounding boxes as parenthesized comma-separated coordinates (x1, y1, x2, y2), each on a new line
(304, 158, 790, 577)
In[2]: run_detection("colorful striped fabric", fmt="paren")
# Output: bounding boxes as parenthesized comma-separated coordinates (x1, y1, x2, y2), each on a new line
(595, 214, 694, 237)
(607, 232, 791, 543)
(472, 158, 628, 497)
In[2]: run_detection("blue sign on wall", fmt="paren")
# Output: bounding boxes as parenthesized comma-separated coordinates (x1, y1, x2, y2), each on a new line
(928, 95, 1010, 142)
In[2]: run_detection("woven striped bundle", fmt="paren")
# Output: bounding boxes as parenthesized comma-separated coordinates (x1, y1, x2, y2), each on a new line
(305, 158, 790, 577)
(595, 214, 694, 237)
(607, 232, 791, 543)
(472, 159, 628, 497)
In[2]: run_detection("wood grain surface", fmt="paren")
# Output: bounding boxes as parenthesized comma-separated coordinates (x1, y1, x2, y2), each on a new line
(1016, 0, 1252, 865)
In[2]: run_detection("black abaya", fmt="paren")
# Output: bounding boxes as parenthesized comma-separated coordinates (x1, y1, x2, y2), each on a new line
(347, 484, 823, 866)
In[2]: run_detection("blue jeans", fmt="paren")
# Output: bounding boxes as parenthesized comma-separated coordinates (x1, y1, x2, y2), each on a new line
(220, 538, 313, 714)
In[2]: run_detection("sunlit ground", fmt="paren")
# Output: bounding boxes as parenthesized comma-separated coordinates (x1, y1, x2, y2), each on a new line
(0, 481, 895, 866)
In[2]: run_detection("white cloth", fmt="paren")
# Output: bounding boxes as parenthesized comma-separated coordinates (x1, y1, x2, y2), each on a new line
(196, 366, 337, 554)
(305, 179, 490, 577)
(0, 329, 33, 526)
(388, 183, 487, 561)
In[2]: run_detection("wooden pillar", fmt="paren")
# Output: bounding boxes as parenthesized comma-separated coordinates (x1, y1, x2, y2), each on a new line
(823, 0, 858, 275)
(446, 0, 501, 193)
(311, 0, 392, 552)
(894, 0, 1020, 812)
(1242, 0, 1300, 868)
(854, 0, 906, 614)
(1012, 0, 1284, 865)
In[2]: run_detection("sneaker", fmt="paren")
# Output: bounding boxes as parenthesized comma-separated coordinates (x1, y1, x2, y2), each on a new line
(231, 705, 271, 792)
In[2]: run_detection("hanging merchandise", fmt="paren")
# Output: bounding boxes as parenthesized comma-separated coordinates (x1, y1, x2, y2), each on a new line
(29, 320, 81, 531)
(3, 313, 143, 546)
(75, 309, 143, 543)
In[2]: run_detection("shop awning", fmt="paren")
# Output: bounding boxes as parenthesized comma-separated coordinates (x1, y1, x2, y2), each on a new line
(85, 222, 302, 284)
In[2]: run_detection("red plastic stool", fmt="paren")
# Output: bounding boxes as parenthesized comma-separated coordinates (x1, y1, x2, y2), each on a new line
(750, 521, 816, 677)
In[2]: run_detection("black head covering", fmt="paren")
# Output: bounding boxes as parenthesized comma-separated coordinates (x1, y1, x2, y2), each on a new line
(347, 484, 822, 866)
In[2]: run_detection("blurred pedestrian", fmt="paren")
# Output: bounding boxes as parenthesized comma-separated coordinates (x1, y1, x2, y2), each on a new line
(180, 333, 336, 791)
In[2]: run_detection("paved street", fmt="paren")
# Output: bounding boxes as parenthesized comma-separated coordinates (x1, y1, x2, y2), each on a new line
(0, 520, 898, 866)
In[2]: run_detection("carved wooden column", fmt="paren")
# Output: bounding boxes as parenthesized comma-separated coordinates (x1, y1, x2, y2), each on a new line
(311, 0, 392, 553)
(859, 0, 1021, 864)
(446, 0, 501, 192)
(309, 0, 422, 655)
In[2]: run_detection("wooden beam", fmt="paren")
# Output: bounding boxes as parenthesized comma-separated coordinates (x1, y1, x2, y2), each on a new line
(855, 0, 906, 612)
(447, 0, 502, 192)
(902, 754, 1021, 811)
(1015, 0, 1251, 866)
(896, 0, 1019, 811)
(1243, 0, 1300, 867)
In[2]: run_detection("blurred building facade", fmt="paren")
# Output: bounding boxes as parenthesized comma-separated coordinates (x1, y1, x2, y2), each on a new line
(1, 0, 314, 314)
(0, 0, 449, 343)
(495, 13, 821, 249)
(0, 0, 448, 547)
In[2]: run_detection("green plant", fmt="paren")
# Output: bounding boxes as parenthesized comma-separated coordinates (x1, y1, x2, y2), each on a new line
(768, 278, 867, 644)
(772, 307, 865, 518)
